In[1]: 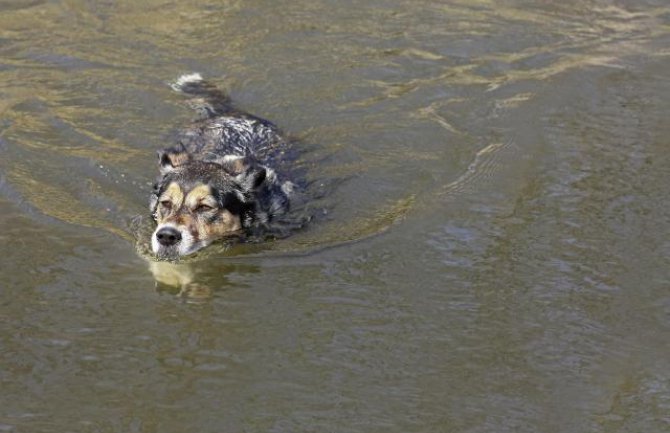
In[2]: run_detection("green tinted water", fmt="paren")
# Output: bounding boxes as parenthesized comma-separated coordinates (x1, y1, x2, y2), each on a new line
(1, 1, 669, 432)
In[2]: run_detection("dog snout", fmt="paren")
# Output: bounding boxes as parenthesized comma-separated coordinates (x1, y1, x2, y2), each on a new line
(156, 227, 182, 246)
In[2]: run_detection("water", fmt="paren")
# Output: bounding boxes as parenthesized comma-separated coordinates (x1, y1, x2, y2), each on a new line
(1, 1, 669, 432)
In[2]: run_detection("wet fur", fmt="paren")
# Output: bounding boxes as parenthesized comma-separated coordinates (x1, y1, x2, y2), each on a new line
(150, 74, 293, 259)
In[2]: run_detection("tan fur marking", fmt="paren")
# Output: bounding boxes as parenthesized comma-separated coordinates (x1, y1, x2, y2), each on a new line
(201, 210, 242, 238)
(185, 184, 214, 209)
(161, 182, 184, 207)
(156, 182, 184, 224)
(225, 157, 247, 175)
(166, 151, 190, 167)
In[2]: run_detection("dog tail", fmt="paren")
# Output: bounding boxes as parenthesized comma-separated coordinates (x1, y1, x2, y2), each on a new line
(171, 73, 232, 117)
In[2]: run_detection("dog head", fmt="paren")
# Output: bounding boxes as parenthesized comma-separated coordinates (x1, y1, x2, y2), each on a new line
(149, 146, 268, 259)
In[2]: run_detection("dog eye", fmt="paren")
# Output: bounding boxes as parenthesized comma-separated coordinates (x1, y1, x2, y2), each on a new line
(160, 200, 172, 209)
(195, 204, 214, 212)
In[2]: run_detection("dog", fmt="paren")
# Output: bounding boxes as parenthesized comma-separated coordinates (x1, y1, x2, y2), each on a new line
(150, 73, 294, 259)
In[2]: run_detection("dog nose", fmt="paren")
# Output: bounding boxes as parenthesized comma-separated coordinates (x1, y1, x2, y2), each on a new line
(156, 227, 182, 246)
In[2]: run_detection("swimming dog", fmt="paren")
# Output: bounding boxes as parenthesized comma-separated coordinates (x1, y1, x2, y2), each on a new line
(150, 74, 293, 259)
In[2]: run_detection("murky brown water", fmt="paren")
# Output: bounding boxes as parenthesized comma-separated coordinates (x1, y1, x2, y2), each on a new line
(1, 0, 670, 432)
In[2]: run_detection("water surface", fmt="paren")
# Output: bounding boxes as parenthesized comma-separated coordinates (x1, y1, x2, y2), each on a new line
(1, 1, 669, 432)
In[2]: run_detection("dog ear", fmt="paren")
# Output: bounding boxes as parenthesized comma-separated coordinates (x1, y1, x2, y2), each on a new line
(210, 155, 267, 191)
(157, 145, 190, 174)
(233, 157, 266, 192)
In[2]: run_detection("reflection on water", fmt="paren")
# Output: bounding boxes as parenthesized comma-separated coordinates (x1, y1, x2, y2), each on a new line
(149, 260, 260, 300)
(1, 0, 670, 432)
